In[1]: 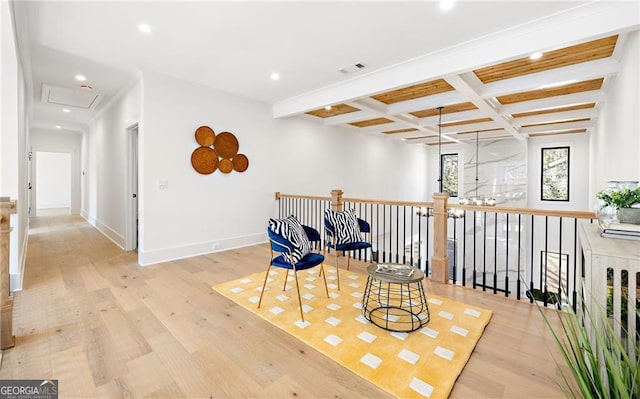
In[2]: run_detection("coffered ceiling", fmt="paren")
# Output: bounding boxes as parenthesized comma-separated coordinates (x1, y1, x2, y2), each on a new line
(10, 1, 639, 141)
(300, 33, 626, 145)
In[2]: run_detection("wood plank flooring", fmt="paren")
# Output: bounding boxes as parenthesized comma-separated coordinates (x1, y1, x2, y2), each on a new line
(0, 211, 566, 398)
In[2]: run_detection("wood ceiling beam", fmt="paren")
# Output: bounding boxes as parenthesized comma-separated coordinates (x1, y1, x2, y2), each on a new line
(498, 90, 606, 116)
(513, 109, 599, 127)
(441, 121, 500, 135)
(521, 119, 594, 135)
(360, 121, 405, 134)
(445, 73, 526, 141)
(417, 109, 486, 127)
(610, 32, 628, 60)
(387, 130, 431, 140)
(386, 91, 464, 115)
(345, 98, 437, 136)
(481, 58, 619, 99)
(322, 110, 376, 126)
(452, 132, 513, 144)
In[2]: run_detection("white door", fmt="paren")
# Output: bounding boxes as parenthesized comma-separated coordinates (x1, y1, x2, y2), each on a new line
(126, 124, 139, 251)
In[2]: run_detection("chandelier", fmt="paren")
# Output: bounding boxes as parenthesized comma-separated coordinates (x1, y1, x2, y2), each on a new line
(458, 130, 496, 206)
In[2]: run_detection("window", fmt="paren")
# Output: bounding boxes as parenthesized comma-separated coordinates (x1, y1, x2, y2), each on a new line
(441, 153, 458, 197)
(541, 146, 569, 201)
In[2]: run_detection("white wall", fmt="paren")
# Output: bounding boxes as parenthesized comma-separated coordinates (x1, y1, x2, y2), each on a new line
(30, 129, 82, 214)
(1, 1, 18, 198)
(139, 69, 428, 265)
(82, 81, 141, 248)
(35, 152, 71, 209)
(527, 132, 591, 212)
(1, 1, 29, 292)
(592, 30, 640, 203)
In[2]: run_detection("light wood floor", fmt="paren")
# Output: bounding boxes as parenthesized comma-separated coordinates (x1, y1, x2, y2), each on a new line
(0, 212, 566, 398)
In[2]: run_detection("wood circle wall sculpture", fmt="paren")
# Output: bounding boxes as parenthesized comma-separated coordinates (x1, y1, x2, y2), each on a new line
(191, 125, 249, 174)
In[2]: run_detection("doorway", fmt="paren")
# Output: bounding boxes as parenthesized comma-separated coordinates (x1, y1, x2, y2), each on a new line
(125, 123, 139, 251)
(34, 151, 71, 215)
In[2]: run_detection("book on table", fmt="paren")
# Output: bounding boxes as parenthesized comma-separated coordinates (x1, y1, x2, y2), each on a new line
(601, 232, 640, 241)
(600, 220, 640, 240)
(376, 264, 415, 278)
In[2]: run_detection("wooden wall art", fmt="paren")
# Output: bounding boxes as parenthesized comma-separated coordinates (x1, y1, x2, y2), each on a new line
(190, 125, 249, 175)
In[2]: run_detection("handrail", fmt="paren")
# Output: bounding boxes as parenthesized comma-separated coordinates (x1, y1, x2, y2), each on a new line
(276, 193, 435, 208)
(344, 197, 435, 208)
(276, 192, 595, 219)
(275, 192, 330, 201)
(450, 204, 595, 220)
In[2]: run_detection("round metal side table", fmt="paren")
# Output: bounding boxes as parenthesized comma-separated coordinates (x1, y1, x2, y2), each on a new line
(362, 264, 430, 332)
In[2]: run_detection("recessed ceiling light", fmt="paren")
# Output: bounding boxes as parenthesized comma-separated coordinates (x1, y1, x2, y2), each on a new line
(138, 23, 152, 34)
(55, 125, 61, 129)
(530, 52, 543, 61)
(270, 73, 280, 81)
(62, 108, 70, 113)
(75, 74, 86, 81)
(439, 0, 455, 11)
(325, 106, 332, 111)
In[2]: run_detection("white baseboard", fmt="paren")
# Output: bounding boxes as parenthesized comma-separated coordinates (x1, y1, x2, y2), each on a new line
(10, 273, 22, 293)
(80, 212, 125, 249)
(138, 233, 267, 266)
(10, 231, 29, 292)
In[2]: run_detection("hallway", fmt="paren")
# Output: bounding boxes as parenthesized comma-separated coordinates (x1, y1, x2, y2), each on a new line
(0, 214, 564, 398)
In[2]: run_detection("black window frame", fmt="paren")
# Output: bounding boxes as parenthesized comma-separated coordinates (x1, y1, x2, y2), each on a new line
(440, 153, 459, 198)
(540, 146, 570, 202)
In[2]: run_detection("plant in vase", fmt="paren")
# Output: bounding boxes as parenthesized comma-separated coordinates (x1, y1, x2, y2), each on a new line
(596, 186, 640, 224)
(538, 300, 640, 398)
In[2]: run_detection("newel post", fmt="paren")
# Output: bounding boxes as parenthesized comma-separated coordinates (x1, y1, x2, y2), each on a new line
(330, 189, 343, 211)
(431, 193, 449, 284)
(0, 198, 17, 350)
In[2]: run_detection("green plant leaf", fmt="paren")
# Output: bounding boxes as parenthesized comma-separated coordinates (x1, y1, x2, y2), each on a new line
(536, 297, 640, 399)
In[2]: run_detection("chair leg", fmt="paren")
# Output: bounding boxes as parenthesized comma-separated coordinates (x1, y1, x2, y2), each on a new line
(319, 264, 329, 298)
(257, 264, 272, 309)
(346, 251, 351, 271)
(323, 244, 341, 290)
(282, 269, 289, 291)
(335, 251, 340, 291)
(292, 270, 305, 322)
(320, 247, 326, 279)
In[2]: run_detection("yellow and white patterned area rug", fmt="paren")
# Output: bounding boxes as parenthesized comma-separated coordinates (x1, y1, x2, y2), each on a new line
(212, 267, 492, 399)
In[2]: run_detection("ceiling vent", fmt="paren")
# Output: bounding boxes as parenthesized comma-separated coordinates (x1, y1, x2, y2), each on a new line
(339, 63, 366, 74)
(41, 83, 103, 109)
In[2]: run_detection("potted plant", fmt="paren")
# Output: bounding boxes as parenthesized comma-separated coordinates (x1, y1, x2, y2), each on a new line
(538, 300, 640, 398)
(596, 186, 640, 224)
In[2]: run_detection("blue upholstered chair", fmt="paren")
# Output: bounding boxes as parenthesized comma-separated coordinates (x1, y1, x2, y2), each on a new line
(258, 222, 328, 322)
(324, 211, 372, 290)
